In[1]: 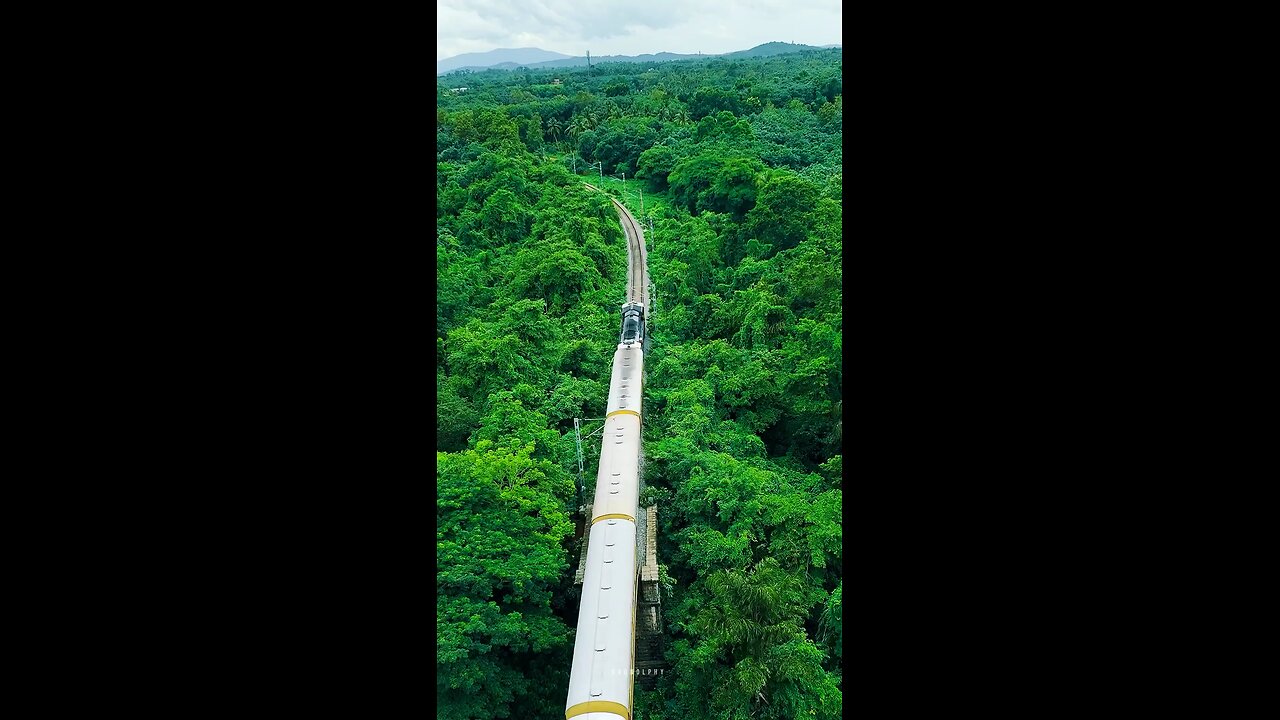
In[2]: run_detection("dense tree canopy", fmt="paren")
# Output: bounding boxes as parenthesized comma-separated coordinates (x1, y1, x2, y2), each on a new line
(439, 46, 841, 720)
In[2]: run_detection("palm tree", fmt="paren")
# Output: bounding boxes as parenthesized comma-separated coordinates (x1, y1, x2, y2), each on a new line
(689, 558, 810, 714)
(568, 115, 590, 142)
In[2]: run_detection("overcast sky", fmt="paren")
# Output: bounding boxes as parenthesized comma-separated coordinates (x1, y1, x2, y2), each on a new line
(437, 0, 841, 60)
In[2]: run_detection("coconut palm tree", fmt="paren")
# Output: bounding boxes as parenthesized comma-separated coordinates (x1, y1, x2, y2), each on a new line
(568, 115, 591, 142)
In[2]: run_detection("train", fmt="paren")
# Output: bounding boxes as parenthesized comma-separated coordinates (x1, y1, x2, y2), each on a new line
(565, 303, 646, 720)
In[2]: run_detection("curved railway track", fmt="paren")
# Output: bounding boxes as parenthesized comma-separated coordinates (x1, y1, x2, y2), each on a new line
(613, 197, 646, 307)
(584, 184, 649, 309)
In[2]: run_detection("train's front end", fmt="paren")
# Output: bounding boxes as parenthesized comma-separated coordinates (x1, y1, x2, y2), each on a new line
(619, 302, 644, 349)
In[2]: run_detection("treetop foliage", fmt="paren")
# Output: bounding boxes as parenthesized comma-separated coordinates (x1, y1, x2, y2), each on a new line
(439, 47, 841, 720)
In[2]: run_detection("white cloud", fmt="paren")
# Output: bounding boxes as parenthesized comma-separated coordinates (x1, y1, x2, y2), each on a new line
(437, 0, 841, 60)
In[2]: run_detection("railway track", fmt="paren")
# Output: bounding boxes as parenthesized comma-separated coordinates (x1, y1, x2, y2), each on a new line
(612, 197, 645, 305)
(584, 183, 649, 308)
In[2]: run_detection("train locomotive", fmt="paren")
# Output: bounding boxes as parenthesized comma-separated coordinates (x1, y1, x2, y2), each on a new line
(619, 302, 644, 348)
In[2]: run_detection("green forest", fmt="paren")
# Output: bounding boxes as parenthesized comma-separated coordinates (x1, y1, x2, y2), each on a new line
(437, 48, 842, 720)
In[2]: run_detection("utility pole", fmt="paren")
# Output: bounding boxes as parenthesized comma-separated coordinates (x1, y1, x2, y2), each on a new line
(639, 187, 644, 216)
(574, 418, 585, 505)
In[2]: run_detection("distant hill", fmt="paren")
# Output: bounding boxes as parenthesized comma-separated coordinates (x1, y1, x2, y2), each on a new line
(436, 47, 572, 75)
(437, 42, 837, 76)
(509, 51, 702, 71)
(722, 42, 827, 59)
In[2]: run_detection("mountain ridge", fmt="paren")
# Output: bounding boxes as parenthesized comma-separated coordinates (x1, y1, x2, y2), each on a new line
(437, 41, 838, 76)
(436, 47, 573, 75)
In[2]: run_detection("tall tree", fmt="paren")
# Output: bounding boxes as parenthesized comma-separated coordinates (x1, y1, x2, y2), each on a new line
(437, 441, 576, 720)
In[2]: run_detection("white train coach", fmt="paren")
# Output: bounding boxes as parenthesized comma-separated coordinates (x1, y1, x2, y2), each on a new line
(565, 304, 646, 720)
